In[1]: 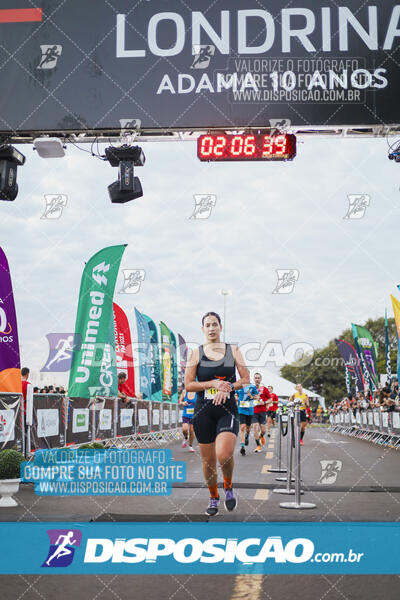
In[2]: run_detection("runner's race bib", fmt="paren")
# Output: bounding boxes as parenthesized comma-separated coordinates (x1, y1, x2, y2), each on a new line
(240, 401, 250, 408)
(186, 408, 194, 415)
(204, 387, 218, 400)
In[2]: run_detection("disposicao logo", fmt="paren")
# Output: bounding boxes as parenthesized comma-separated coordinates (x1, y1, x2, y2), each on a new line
(42, 529, 82, 568)
(83, 536, 314, 564)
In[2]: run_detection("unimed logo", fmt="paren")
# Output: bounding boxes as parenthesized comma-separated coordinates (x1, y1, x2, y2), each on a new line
(84, 536, 315, 564)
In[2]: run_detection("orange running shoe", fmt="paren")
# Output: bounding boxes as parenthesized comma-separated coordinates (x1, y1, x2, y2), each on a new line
(260, 435, 265, 446)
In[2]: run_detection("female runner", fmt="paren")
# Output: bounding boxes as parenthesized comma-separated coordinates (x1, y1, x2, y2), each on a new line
(185, 312, 249, 516)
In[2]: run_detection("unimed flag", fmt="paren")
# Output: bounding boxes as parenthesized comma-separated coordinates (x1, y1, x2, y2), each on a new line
(68, 245, 126, 398)
(0, 248, 21, 393)
(113, 302, 135, 398)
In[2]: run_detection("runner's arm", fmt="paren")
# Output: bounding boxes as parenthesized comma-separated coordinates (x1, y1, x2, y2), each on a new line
(232, 345, 250, 391)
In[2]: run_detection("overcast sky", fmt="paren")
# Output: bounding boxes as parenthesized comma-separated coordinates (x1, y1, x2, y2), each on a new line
(1, 135, 400, 385)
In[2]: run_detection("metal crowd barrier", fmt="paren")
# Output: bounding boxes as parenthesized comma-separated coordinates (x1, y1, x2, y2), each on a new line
(7, 394, 183, 456)
(329, 408, 400, 449)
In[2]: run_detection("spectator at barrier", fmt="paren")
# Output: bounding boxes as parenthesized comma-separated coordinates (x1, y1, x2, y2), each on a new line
(117, 372, 130, 404)
(21, 367, 31, 413)
(33, 386, 39, 393)
(378, 387, 395, 411)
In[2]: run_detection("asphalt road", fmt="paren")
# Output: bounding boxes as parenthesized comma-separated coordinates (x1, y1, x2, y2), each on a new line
(0, 425, 399, 599)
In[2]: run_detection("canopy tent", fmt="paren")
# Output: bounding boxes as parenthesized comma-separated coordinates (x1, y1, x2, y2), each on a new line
(251, 369, 325, 408)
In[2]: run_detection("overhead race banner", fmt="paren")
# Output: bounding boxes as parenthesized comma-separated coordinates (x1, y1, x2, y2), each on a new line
(334, 339, 365, 393)
(351, 324, 379, 390)
(160, 321, 172, 402)
(143, 313, 162, 402)
(1, 2, 400, 133)
(0, 248, 21, 393)
(113, 302, 135, 398)
(68, 245, 126, 399)
(134, 308, 152, 401)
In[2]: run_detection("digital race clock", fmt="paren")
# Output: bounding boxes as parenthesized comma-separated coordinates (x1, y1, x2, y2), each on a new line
(197, 133, 296, 162)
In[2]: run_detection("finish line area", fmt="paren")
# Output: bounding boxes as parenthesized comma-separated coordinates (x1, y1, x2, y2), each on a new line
(2, 425, 399, 523)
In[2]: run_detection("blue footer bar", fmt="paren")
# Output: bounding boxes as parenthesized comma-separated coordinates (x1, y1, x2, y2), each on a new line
(0, 522, 398, 574)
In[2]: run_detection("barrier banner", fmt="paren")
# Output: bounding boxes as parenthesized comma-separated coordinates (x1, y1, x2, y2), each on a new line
(116, 399, 136, 437)
(66, 398, 93, 445)
(0, 247, 22, 394)
(162, 403, 172, 430)
(30, 394, 65, 450)
(151, 401, 162, 432)
(143, 314, 162, 402)
(93, 397, 115, 441)
(171, 404, 178, 427)
(178, 408, 183, 424)
(0, 393, 23, 451)
(136, 400, 150, 434)
(68, 245, 126, 399)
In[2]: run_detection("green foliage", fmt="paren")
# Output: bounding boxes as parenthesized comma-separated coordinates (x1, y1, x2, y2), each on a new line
(280, 317, 397, 406)
(0, 449, 26, 480)
(78, 442, 105, 450)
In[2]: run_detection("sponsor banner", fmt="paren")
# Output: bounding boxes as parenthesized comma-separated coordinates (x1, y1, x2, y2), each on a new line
(116, 399, 135, 436)
(0, 522, 399, 574)
(335, 339, 364, 393)
(113, 303, 135, 397)
(0, 248, 21, 393)
(170, 331, 178, 403)
(66, 398, 92, 445)
(0, 393, 23, 451)
(68, 245, 126, 399)
(385, 309, 392, 386)
(352, 324, 379, 390)
(160, 321, 172, 401)
(1, 2, 400, 132)
(151, 401, 162, 431)
(134, 308, 152, 400)
(143, 314, 162, 402)
(393, 412, 400, 430)
(93, 398, 115, 439)
(163, 403, 171, 427)
(178, 333, 188, 384)
(30, 394, 65, 450)
(136, 401, 150, 433)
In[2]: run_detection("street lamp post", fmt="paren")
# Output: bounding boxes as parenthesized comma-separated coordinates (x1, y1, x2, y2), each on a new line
(219, 290, 232, 342)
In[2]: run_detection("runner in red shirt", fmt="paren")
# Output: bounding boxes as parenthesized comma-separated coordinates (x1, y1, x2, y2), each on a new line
(266, 385, 279, 437)
(252, 372, 271, 453)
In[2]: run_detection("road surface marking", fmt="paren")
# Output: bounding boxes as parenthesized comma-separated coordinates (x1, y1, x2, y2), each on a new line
(254, 489, 269, 500)
(261, 464, 272, 473)
(268, 443, 274, 449)
(265, 451, 273, 459)
(232, 574, 263, 599)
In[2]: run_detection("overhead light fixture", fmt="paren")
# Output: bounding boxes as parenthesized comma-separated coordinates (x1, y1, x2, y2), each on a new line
(0, 144, 26, 201)
(105, 144, 145, 204)
(33, 137, 66, 158)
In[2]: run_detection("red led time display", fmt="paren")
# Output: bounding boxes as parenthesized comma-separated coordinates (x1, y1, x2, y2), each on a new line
(197, 133, 296, 162)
